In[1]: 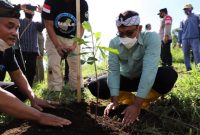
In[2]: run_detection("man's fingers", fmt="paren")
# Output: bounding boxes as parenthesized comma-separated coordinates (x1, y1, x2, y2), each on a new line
(63, 119, 72, 125)
(56, 118, 72, 127)
(47, 104, 56, 109)
(121, 107, 127, 115)
(56, 48, 65, 57)
(112, 106, 116, 110)
(33, 104, 43, 111)
(47, 100, 59, 105)
(104, 106, 112, 116)
(104, 108, 109, 116)
(40, 113, 72, 127)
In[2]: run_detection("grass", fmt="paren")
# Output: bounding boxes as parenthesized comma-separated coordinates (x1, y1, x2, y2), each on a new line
(1, 47, 200, 134)
(82, 61, 108, 77)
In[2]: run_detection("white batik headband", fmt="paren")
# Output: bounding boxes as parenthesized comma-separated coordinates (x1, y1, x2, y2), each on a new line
(116, 15, 140, 27)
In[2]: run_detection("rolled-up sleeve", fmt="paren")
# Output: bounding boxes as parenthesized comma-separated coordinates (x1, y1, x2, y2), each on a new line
(107, 40, 120, 97)
(136, 32, 161, 98)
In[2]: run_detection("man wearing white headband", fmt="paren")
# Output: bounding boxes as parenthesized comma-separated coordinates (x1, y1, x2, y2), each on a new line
(87, 10, 178, 126)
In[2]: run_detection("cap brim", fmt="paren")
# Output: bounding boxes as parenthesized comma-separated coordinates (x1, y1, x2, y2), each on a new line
(157, 13, 160, 15)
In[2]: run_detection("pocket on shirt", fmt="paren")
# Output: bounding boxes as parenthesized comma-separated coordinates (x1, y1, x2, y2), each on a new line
(132, 56, 143, 68)
(120, 59, 128, 64)
(132, 55, 143, 61)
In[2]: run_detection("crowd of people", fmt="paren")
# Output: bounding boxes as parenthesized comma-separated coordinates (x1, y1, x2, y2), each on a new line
(0, 0, 199, 127)
(0, 0, 71, 127)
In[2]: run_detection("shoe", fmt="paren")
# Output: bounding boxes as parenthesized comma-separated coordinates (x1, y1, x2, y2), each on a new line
(118, 91, 135, 105)
(186, 67, 192, 71)
(118, 90, 161, 109)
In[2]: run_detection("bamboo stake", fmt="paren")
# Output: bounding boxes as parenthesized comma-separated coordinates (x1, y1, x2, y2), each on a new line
(76, 0, 81, 102)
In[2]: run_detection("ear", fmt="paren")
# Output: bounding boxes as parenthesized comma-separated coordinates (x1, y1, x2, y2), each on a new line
(138, 25, 142, 32)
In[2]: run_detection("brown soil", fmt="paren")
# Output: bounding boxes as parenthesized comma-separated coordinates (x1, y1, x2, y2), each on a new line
(0, 100, 194, 135)
(0, 102, 131, 135)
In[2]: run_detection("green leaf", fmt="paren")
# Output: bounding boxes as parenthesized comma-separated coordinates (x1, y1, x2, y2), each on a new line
(99, 48, 107, 59)
(82, 21, 92, 32)
(98, 46, 119, 54)
(82, 47, 92, 49)
(79, 52, 91, 55)
(87, 57, 98, 61)
(73, 37, 89, 45)
(94, 32, 101, 41)
(87, 57, 98, 65)
(80, 59, 86, 65)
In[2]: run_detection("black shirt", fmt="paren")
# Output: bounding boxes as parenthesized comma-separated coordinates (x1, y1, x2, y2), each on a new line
(42, 0, 88, 38)
(0, 48, 19, 81)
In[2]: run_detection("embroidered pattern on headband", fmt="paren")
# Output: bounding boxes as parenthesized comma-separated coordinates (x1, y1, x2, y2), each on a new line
(116, 16, 140, 27)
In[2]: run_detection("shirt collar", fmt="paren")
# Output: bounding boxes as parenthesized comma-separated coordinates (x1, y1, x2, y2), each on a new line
(137, 33, 144, 45)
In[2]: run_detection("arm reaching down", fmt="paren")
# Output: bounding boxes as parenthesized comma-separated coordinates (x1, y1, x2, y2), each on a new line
(0, 88, 71, 127)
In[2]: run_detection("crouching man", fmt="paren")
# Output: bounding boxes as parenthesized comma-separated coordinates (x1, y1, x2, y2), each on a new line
(88, 10, 178, 126)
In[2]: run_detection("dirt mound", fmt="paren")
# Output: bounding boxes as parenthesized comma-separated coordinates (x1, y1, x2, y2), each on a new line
(0, 102, 129, 135)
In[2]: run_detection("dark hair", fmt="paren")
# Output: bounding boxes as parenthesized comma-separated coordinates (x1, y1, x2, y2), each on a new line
(159, 8, 168, 14)
(118, 10, 139, 21)
(0, 0, 20, 18)
(117, 10, 139, 27)
(145, 24, 151, 30)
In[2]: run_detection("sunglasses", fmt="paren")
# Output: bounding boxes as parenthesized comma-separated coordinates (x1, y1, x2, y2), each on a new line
(116, 29, 137, 38)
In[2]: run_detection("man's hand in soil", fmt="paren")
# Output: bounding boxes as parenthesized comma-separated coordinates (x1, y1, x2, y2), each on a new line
(104, 96, 118, 116)
(31, 96, 59, 111)
(121, 96, 144, 126)
(121, 104, 140, 126)
(38, 112, 71, 127)
(104, 102, 119, 116)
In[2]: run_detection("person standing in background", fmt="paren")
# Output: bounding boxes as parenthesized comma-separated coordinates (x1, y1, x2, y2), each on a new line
(0, 0, 71, 127)
(178, 4, 200, 71)
(158, 8, 173, 67)
(17, 5, 44, 87)
(42, 0, 88, 92)
(145, 23, 151, 31)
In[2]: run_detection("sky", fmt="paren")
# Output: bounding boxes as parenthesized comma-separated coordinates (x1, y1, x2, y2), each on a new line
(10, 0, 200, 46)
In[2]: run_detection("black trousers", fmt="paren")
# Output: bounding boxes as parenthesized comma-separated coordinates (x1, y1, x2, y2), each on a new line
(88, 66, 178, 99)
(22, 52, 38, 87)
(161, 40, 172, 66)
(2, 84, 27, 102)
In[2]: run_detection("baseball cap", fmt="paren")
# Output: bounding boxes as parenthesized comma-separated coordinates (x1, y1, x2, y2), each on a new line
(183, 4, 193, 9)
(157, 8, 167, 15)
(0, 0, 20, 19)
